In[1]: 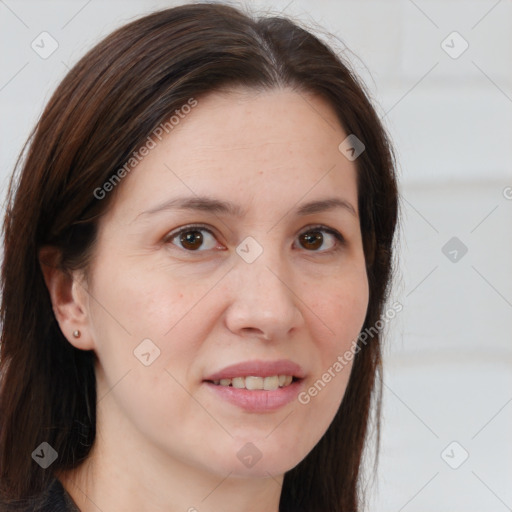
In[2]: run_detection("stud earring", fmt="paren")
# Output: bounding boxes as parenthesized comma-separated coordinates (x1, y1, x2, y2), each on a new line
(72, 330, 81, 338)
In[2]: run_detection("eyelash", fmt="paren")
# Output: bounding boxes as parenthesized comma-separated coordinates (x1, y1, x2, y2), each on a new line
(164, 223, 345, 254)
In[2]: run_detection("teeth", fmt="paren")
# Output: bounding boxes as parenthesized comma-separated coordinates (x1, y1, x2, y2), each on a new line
(211, 375, 295, 390)
(263, 376, 279, 390)
(245, 376, 264, 390)
(232, 377, 245, 389)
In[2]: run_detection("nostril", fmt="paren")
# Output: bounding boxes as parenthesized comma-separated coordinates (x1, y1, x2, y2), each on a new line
(242, 328, 271, 341)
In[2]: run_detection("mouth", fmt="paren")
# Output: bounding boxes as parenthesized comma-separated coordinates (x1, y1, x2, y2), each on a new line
(202, 359, 306, 412)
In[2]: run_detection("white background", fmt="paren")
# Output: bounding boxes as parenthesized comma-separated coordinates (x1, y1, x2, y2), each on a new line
(1, 1, 511, 510)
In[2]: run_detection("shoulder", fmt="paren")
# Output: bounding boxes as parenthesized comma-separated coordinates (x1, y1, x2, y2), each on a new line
(0, 478, 80, 512)
(33, 478, 80, 512)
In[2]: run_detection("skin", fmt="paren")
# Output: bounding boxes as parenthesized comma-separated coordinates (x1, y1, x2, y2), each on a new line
(41, 87, 369, 512)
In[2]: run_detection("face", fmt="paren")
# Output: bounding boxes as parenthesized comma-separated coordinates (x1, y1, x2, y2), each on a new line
(78, 88, 369, 479)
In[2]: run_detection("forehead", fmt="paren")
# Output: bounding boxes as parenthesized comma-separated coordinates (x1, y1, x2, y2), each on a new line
(171, 87, 346, 154)
(105, 87, 359, 221)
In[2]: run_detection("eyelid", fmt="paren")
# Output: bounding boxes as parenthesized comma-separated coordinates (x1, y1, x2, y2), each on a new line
(164, 223, 345, 252)
(164, 223, 220, 247)
(296, 224, 346, 253)
(297, 223, 345, 242)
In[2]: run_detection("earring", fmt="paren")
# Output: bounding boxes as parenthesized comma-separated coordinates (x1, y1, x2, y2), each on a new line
(73, 330, 81, 338)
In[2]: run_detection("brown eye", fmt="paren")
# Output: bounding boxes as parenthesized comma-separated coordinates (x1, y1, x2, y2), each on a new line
(299, 231, 323, 250)
(167, 225, 218, 252)
(297, 227, 343, 252)
(180, 230, 204, 250)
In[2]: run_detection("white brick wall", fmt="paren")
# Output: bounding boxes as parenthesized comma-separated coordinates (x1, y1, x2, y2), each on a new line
(1, 1, 510, 510)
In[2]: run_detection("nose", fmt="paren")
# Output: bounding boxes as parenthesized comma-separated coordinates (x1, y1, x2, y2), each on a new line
(224, 249, 305, 341)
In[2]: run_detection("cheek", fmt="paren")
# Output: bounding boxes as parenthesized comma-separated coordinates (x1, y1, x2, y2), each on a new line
(90, 255, 197, 340)
(311, 267, 369, 353)
(302, 269, 368, 410)
(88, 256, 223, 390)
(89, 261, 214, 442)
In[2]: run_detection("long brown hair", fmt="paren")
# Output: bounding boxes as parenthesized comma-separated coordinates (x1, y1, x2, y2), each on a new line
(0, 3, 398, 510)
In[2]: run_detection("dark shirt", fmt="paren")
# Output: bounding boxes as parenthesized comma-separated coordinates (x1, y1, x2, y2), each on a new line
(32, 478, 80, 512)
(0, 479, 80, 512)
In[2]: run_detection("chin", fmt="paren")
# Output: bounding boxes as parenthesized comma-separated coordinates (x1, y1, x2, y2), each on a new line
(225, 457, 300, 479)
(209, 437, 310, 479)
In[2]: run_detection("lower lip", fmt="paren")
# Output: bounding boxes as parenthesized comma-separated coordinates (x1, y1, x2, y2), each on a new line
(203, 379, 304, 412)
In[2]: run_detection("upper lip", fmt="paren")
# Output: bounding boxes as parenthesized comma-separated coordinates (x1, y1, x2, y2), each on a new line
(204, 359, 306, 381)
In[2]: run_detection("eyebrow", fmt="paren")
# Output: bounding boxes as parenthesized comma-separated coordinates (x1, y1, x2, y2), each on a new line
(136, 195, 358, 220)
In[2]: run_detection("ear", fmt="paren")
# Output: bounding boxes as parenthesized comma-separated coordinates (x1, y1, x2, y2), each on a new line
(38, 245, 95, 351)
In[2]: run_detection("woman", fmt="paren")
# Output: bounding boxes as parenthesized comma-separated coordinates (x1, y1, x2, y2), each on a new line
(0, 3, 398, 511)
